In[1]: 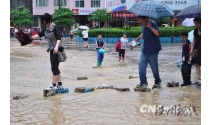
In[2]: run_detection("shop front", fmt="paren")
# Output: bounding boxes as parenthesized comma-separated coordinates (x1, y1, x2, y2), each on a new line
(72, 8, 97, 28)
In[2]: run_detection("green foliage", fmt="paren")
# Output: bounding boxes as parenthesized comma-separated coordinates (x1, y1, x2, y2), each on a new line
(10, 6, 33, 27)
(52, 7, 75, 27)
(163, 17, 172, 23)
(155, 17, 172, 23)
(78, 26, 195, 37)
(123, 26, 131, 30)
(88, 9, 112, 22)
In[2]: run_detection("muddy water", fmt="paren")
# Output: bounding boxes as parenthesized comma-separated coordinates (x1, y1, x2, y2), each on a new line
(10, 40, 201, 125)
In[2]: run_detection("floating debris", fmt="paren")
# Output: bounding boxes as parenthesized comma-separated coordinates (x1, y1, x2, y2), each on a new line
(77, 77, 88, 80)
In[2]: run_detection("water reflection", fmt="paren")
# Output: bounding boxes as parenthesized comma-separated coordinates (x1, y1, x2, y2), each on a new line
(47, 95, 66, 125)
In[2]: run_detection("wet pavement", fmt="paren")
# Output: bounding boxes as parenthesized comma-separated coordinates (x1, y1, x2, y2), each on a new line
(10, 39, 201, 125)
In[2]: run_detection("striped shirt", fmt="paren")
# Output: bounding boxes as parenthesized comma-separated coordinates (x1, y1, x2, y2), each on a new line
(38, 23, 62, 50)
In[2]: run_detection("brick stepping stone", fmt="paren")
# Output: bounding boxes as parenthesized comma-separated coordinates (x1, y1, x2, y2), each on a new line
(114, 87, 130, 91)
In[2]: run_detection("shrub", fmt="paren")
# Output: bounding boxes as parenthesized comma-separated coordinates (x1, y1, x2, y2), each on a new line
(78, 26, 195, 37)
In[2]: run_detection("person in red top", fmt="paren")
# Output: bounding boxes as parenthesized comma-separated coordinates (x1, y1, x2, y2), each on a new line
(180, 32, 192, 86)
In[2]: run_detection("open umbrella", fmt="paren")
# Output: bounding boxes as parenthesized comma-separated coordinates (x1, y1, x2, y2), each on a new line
(188, 30, 194, 42)
(182, 18, 195, 27)
(112, 6, 127, 12)
(176, 4, 201, 18)
(78, 25, 89, 30)
(127, 1, 174, 19)
(15, 30, 33, 46)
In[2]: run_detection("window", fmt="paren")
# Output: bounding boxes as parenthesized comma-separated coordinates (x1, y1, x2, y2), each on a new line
(36, 0, 49, 7)
(75, 0, 84, 7)
(91, 0, 100, 7)
(54, 0, 67, 6)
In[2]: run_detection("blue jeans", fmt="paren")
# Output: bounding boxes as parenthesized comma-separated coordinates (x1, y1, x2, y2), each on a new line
(97, 50, 104, 65)
(139, 52, 161, 85)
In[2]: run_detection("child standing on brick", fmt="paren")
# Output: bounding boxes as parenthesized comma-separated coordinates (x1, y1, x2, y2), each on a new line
(180, 32, 192, 86)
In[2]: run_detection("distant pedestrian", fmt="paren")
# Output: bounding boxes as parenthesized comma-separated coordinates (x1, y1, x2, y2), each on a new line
(69, 29, 73, 40)
(96, 34, 105, 66)
(10, 28, 14, 38)
(119, 33, 129, 61)
(63, 28, 66, 38)
(14, 27, 18, 37)
(82, 29, 89, 51)
(180, 32, 192, 86)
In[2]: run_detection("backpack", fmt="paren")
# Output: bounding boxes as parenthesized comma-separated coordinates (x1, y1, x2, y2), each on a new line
(115, 40, 121, 52)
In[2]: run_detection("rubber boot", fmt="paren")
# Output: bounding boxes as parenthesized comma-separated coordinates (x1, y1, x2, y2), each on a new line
(181, 74, 186, 86)
(186, 74, 192, 85)
(97, 60, 101, 66)
(181, 74, 186, 81)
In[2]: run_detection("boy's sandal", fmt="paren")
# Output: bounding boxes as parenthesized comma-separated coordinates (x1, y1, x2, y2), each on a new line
(194, 78, 201, 84)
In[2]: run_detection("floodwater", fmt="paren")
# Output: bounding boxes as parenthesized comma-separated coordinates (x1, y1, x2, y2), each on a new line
(10, 39, 201, 125)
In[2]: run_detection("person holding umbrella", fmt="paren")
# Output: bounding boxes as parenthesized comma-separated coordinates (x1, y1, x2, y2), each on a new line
(82, 28, 89, 51)
(128, 1, 174, 90)
(135, 16, 162, 90)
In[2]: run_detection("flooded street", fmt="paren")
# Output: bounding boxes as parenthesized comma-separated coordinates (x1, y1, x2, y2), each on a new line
(10, 39, 201, 125)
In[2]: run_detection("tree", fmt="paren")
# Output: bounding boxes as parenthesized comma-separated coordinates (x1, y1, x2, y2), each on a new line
(88, 9, 112, 23)
(163, 17, 172, 24)
(52, 7, 75, 27)
(10, 5, 33, 27)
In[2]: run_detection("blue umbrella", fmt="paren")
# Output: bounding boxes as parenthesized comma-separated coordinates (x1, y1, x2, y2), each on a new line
(112, 6, 126, 12)
(127, 1, 174, 19)
(176, 4, 201, 18)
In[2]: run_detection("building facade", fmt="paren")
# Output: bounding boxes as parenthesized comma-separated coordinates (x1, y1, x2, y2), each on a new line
(10, 0, 38, 26)
(106, 0, 201, 27)
(33, 0, 106, 28)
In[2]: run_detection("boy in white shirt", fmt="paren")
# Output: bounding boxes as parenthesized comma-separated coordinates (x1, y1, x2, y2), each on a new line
(82, 29, 89, 51)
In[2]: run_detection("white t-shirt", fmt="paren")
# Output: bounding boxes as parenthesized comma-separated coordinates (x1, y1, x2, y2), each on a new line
(14, 28, 18, 32)
(120, 37, 128, 49)
(82, 30, 89, 38)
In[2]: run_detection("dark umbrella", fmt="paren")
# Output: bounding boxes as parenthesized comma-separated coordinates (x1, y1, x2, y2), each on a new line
(15, 30, 33, 46)
(176, 4, 201, 18)
(127, 1, 174, 19)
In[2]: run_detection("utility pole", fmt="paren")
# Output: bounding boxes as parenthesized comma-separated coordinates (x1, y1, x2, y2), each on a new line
(58, 0, 61, 10)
